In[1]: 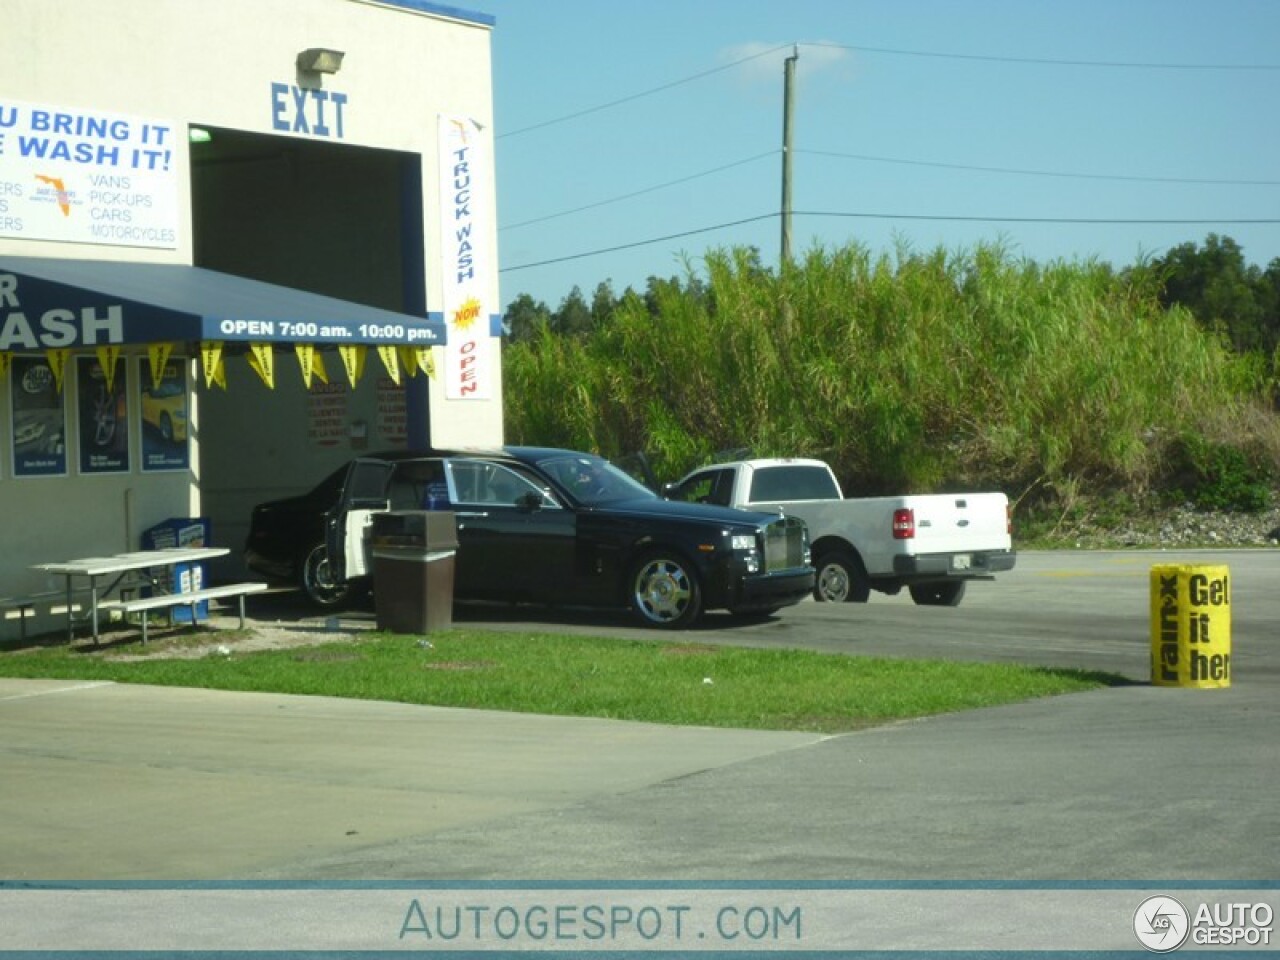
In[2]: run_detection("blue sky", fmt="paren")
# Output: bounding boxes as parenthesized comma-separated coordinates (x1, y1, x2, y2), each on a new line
(457, 0, 1280, 311)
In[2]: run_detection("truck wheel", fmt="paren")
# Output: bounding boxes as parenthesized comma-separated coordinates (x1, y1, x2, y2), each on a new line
(302, 543, 351, 608)
(908, 581, 966, 606)
(812, 549, 871, 603)
(629, 551, 703, 628)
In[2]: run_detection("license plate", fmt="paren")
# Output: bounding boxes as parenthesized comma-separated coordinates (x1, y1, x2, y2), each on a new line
(952, 554, 971, 571)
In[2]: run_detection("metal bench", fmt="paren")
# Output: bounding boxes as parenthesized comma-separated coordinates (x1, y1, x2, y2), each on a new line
(107, 582, 270, 643)
(2, 590, 93, 643)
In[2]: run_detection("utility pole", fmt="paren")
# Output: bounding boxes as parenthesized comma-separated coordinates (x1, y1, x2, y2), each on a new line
(780, 44, 798, 267)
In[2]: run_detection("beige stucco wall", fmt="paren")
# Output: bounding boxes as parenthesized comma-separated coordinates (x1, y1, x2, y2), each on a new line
(0, 0, 500, 638)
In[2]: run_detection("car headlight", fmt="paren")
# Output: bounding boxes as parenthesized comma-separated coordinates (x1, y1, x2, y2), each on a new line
(730, 533, 760, 573)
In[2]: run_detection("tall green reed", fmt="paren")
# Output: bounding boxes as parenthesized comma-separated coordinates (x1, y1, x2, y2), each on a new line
(503, 241, 1270, 504)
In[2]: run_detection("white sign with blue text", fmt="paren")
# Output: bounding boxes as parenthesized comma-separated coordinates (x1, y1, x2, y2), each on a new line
(0, 99, 179, 249)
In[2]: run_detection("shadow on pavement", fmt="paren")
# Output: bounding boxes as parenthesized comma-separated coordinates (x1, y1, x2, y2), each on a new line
(241, 587, 779, 635)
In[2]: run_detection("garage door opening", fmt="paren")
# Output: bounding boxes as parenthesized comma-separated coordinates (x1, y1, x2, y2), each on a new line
(188, 124, 430, 578)
(189, 125, 424, 315)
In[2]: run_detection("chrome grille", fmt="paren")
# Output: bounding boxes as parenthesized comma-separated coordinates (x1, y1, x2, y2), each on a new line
(762, 516, 808, 572)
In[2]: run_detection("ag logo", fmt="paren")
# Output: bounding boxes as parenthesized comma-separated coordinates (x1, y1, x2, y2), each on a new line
(1134, 895, 1190, 952)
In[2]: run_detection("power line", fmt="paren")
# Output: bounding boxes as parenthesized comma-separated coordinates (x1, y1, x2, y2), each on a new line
(499, 214, 778, 272)
(497, 43, 793, 139)
(800, 149, 1280, 187)
(804, 40, 1280, 71)
(499, 210, 1280, 274)
(501, 146, 1274, 238)
(505, 149, 1276, 236)
(794, 211, 1280, 224)
(500, 152, 777, 231)
(495, 38, 1280, 146)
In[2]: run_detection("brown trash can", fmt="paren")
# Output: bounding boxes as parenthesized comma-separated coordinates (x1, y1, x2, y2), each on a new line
(370, 511, 458, 634)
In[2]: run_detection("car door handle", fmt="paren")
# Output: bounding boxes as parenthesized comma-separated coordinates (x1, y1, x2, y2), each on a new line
(455, 510, 489, 518)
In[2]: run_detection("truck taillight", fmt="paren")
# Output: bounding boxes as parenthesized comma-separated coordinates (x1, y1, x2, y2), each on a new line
(892, 508, 915, 540)
(1007, 503, 1013, 535)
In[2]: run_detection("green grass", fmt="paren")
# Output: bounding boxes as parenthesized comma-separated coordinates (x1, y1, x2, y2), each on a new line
(0, 629, 1119, 733)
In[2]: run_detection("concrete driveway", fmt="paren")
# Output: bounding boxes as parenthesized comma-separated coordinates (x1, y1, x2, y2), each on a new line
(1, 549, 1277, 882)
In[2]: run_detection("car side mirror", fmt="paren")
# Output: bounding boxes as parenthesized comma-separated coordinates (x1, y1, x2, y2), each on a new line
(515, 491, 543, 512)
(660, 482, 680, 500)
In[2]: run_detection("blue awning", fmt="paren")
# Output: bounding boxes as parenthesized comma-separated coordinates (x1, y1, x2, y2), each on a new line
(0, 257, 447, 350)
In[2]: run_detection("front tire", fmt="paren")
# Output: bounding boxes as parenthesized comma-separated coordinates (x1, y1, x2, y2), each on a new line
(302, 543, 351, 608)
(812, 549, 871, 603)
(908, 581, 966, 606)
(629, 551, 702, 628)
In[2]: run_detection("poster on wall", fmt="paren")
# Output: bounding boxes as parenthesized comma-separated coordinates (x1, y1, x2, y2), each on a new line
(0, 98, 179, 249)
(307, 381, 348, 447)
(76, 356, 130, 474)
(376, 376, 406, 444)
(9, 355, 67, 477)
(140, 359, 189, 472)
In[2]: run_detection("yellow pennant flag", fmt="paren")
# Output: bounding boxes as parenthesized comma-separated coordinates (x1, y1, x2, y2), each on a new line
(310, 349, 329, 385)
(398, 345, 419, 379)
(95, 345, 121, 393)
(377, 344, 400, 385)
(0, 352, 12, 381)
(148, 343, 175, 390)
(200, 341, 225, 390)
(295, 344, 315, 389)
(416, 347, 436, 379)
(338, 345, 365, 387)
(247, 342, 275, 389)
(45, 348, 71, 393)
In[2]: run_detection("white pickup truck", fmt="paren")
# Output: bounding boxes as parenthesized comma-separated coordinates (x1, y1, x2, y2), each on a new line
(664, 458, 1015, 606)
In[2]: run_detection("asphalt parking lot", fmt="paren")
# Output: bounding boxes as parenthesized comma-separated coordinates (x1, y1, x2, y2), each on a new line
(1, 548, 1277, 882)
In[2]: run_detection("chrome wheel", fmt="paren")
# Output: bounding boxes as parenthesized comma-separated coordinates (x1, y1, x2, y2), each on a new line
(302, 543, 350, 608)
(812, 549, 870, 603)
(630, 553, 702, 628)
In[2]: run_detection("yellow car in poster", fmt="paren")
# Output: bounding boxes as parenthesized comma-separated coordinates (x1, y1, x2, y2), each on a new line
(141, 378, 187, 443)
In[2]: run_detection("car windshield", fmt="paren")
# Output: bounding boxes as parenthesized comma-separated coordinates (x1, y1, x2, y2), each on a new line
(147, 380, 184, 399)
(538, 454, 657, 507)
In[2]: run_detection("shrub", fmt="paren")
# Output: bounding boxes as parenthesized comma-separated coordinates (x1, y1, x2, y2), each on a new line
(1171, 435, 1274, 513)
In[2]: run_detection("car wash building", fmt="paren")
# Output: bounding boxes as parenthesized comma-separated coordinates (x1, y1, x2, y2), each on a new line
(0, 0, 502, 641)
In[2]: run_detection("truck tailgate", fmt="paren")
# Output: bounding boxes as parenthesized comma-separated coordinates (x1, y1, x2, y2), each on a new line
(906, 493, 1010, 554)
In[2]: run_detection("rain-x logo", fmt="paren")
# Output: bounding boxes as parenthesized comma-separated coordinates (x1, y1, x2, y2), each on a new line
(1133, 896, 1190, 953)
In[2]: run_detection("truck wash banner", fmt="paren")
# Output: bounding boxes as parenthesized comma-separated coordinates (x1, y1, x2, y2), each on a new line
(437, 115, 493, 400)
(0, 98, 179, 249)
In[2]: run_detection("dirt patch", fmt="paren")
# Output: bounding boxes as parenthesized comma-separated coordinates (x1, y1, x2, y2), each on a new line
(2, 611, 378, 661)
(111, 614, 377, 660)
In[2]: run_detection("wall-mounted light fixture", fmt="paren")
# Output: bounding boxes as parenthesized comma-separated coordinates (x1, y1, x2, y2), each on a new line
(296, 48, 345, 74)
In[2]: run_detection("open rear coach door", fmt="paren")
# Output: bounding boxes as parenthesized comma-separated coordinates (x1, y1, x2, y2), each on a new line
(324, 458, 397, 582)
